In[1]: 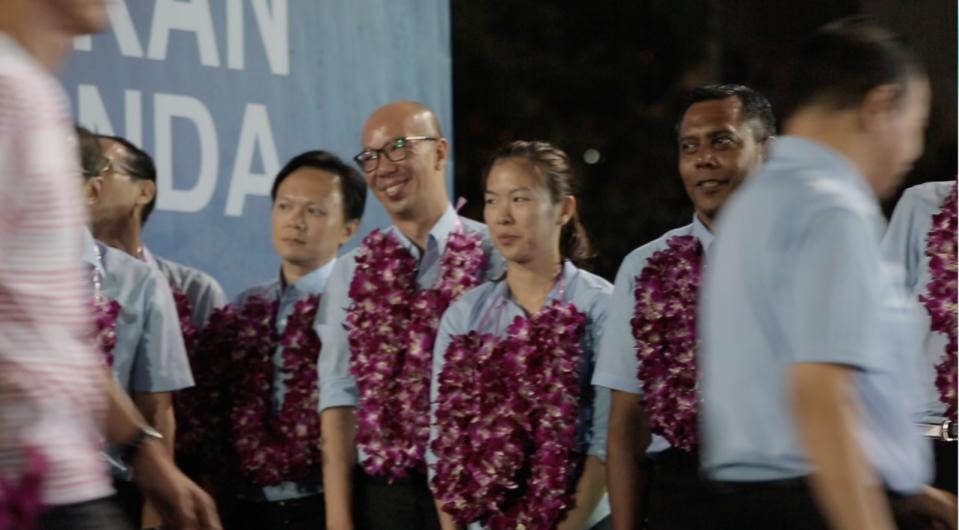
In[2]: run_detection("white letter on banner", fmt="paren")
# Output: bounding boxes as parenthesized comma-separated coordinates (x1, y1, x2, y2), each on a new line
(154, 94, 219, 213)
(73, 36, 92, 52)
(77, 85, 116, 135)
(108, 0, 145, 57)
(124, 90, 143, 147)
(251, 0, 289, 75)
(73, 0, 144, 56)
(147, 0, 221, 67)
(225, 104, 280, 217)
(226, 0, 244, 70)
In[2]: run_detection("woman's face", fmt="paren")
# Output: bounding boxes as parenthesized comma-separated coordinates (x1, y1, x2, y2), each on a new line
(483, 157, 569, 266)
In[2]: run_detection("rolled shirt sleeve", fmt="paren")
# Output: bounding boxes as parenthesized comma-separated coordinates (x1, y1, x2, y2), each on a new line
(787, 209, 884, 371)
(592, 251, 644, 394)
(316, 251, 360, 411)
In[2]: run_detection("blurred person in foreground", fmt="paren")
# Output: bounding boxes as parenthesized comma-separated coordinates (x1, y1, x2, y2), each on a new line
(0, 1, 219, 529)
(699, 17, 956, 530)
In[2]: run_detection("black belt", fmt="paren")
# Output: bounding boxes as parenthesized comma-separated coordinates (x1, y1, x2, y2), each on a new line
(235, 493, 323, 510)
(919, 420, 957, 442)
(358, 467, 430, 488)
(708, 477, 808, 494)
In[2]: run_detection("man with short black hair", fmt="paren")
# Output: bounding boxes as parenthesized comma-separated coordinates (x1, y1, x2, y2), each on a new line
(594, 83, 774, 530)
(198, 150, 365, 530)
(699, 18, 955, 530)
(882, 180, 958, 495)
(77, 126, 195, 529)
(93, 135, 228, 330)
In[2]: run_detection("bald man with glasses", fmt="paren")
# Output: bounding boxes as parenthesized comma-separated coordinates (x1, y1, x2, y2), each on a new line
(317, 101, 503, 530)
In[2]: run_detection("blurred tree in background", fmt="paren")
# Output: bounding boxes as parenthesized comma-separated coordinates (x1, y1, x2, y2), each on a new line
(451, 0, 957, 280)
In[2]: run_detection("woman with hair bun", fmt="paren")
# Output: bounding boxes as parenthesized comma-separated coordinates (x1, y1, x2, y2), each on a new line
(427, 140, 611, 530)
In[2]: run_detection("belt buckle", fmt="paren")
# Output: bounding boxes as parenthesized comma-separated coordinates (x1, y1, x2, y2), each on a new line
(941, 419, 957, 442)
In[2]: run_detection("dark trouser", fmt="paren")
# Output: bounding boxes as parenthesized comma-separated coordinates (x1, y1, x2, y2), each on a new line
(708, 477, 940, 530)
(38, 497, 133, 530)
(933, 439, 957, 494)
(226, 494, 326, 530)
(354, 469, 440, 530)
(645, 448, 718, 530)
(112, 478, 142, 527)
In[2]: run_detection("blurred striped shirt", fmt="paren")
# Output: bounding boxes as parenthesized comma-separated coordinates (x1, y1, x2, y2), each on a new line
(0, 33, 111, 506)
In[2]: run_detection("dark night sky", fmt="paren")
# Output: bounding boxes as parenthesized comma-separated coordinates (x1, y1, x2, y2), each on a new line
(451, 0, 957, 280)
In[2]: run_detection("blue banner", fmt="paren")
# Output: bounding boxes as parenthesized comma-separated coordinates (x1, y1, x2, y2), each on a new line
(61, 0, 452, 297)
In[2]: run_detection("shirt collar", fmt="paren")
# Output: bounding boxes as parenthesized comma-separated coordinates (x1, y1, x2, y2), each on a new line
(691, 214, 716, 255)
(390, 204, 460, 260)
(139, 244, 159, 269)
(492, 260, 578, 308)
(81, 228, 106, 277)
(281, 258, 337, 297)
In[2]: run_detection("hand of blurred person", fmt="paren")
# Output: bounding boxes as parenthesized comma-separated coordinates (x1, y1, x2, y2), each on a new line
(132, 439, 222, 530)
(896, 486, 958, 530)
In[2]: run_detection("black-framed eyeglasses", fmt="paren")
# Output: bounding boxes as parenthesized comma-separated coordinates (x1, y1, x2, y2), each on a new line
(353, 136, 438, 173)
(82, 156, 113, 178)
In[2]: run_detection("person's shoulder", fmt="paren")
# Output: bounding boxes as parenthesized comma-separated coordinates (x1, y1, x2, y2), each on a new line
(0, 43, 65, 119)
(233, 279, 280, 307)
(102, 245, 154, 283)
(622, 223, 697, 272)
(155, 256, 224, 293)
(459, 215, 489, 236)
(451, 279, 498, 311)
(899, 181, 955, 213)
(572, 267, 613, 296)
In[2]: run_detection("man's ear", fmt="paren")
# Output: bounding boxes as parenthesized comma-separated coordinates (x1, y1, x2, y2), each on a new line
(759, 136, 776, 162)
(560, 195, 577, 226)
(434, 137, 450, 172)
(84, 177, 102, 206)
(339, 218, 361, 246)
(136, 179, 156, 208)
(859, 83, 902, 132)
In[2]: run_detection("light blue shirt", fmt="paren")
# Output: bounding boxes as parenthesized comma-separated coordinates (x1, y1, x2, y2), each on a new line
(699, 136, 931, 495)
(882, 181, 956, 424)
(142, 245, 228, 328)
(82, 231, 194, 395)
(83, 230, 193, 481)
(316, 204, 504, 416)
(231, 259, 336, 501)
(428, 261, 611, 528)
(592, 215, 714, 455)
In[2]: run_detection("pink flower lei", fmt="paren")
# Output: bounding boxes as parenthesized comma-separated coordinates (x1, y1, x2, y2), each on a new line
(431, 300, 587, 529)
(0, 446, 47, 530)
(93, 297, 121, 366)
(171, 290, 199, 351)
(175, 304, 239, 471)
(348, 228, 487, 480)
(919, 182, 958, 421)
(631, 235, 703, 452)
(176, 294, 323, 486)
(229, 295, 323, 486)
(171, 290, 202, 456)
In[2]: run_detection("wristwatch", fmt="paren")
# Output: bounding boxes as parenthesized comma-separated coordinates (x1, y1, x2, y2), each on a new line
(120, 424, 164, 463)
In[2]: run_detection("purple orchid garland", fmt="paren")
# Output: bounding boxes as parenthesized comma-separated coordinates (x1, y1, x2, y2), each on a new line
(93, 297, 121, 366)
(229, 295, 323, 486)
(431, 300, 587, 529)
(348, 229, 487, 481)
(631, 235, 703, 452)
(0, 446, 48, 530)
(919, 182, 958, 421)
(175, 304, 238, 473)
